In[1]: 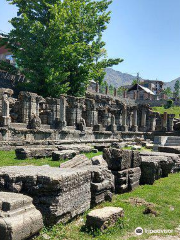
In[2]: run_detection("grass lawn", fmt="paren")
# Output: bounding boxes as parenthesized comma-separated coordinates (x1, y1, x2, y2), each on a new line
(152, 106, 180, 118)
(0, 150, 102, 167)
(35, 173, 180, 240)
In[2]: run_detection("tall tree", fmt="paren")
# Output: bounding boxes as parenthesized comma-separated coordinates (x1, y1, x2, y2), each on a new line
(174, 80, 180, 98)
(1, 0, 123, 97)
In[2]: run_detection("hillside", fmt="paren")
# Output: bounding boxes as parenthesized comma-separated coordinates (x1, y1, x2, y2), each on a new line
(104, 68, 180, 90)
(104, 68, 139, 87)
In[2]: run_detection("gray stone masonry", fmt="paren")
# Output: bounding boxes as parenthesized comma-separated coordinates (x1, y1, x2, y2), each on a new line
(0, 192, 43, 240)
(0, 166, 91, 225)
(52, 150, 78, 161)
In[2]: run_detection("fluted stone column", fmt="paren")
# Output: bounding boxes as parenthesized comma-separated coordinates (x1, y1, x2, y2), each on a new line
(132, 108, 138, 132)
(149, 112, 157, 132)
(2, 94, 11, 126)
(141, 108, 147, 131)
(161, 112, 168, 131)
(86, 99, 98, 127)
(59, 96, 67, 128)
(121, 107, 128, 131)
(168, 114, 175, 132)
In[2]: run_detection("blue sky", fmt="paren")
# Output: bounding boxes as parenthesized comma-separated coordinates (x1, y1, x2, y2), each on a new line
(0, 0, 180, 82)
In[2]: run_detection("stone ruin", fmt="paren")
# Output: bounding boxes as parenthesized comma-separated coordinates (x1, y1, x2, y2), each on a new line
(0, 87, 177, 153)
(0, 87, 179, 239)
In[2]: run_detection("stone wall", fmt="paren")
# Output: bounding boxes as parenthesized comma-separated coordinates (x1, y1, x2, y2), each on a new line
(0, 88, 176, 145)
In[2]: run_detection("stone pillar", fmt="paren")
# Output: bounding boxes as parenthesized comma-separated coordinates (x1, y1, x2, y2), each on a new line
(86, 99, 98, 127)
(110, 113, 117, 132)
(161, 112, 168, 131)
(133, 91, 137, 100)
(102, 109, 110, 128)
(141, 108, 147, 131)
(59, 96, 67, 128)
(149, 112, 157, 132)
(19, 92, 39, 124)
(121, 107, 128, 131)
(132, 108, 138, 132)
(2, 94, 11, 126)
(168, 114, 175, 132)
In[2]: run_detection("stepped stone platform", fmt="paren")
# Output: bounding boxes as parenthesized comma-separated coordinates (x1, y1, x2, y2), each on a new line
(0, 166, 91, 225)
(0, 192, 43, 240)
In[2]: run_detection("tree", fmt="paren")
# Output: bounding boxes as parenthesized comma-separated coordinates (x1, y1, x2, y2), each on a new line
(174, 80, 180, 98)
(162, 87, 172, 98)
(1, 0, 123, 97)
(132, 79, 138, 85)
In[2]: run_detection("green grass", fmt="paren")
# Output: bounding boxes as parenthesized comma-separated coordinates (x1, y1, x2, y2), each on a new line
(123, 146, 152, 152)
(0, 150, 102, 167)
(0, 151, 179, 239)
(152, 106, 180, 118)
(35, 173, 180, 240)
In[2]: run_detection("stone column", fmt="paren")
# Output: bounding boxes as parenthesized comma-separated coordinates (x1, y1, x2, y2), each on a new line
(59, 96, 67, 128)
(102, 109, 110, 128)
(168, 114, 175, 132)
(121, 107, 128, 131)
(161, 112, 168, 131)
(123, 91, 127, 98)
(86, 99, 98, 127)
(110, 113, 117, 132)
(2, 94, 11, 126)
(149, 112, 157, 132)
(141, 108, 147, 131)
(132, 108, 138, 132)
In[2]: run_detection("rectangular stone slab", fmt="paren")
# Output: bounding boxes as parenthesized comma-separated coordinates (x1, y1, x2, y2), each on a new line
(0, 166, 91, 225)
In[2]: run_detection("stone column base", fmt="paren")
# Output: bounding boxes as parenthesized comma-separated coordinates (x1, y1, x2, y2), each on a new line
(121, 125, 128, 132)
(2, 116, 11, 127)
(132, 125, 138, 132)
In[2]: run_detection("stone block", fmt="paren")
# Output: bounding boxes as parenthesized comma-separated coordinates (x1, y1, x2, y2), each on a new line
(0, 166, 91, 225)
(103, 148, 141, 171)
(52, 150, 78, 161)
(91, 155, 107, 166)
(0, 192, 43, 240)
(112, 167, 141, 193)
(86, 207, 124, 231)
(103, 148, 132, 171)
(15, 147, 58, 159)
(60, 154, 92, 168)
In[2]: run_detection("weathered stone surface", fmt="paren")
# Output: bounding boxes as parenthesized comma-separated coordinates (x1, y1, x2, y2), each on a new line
(91, 155, 107, 166)
(158, 146, 180, 154)
(58, 144, 93, 153)
(0, 192, 43, 240)
(15, 147, 58, 159)
(85, 166, 114, 206)
(86, 207, 124, 231)
(103, 148, 141, 171)
(103, 148, 132, 171)
(60, 154, 92, 168)
(112, 167, 141, 193)
(0, 166, 91, 225)
(52, 150, 78, 161)
(140, 157, 162, 185)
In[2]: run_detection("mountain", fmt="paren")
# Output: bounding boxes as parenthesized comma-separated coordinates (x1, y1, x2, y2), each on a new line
(104, 68, 142, 87)
(104, 68, 180, 91)
(165, 77, 180, 90)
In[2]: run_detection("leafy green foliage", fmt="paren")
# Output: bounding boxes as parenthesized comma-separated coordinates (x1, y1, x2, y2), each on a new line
(162, 87, 173, 98)
(3, 0, 123, 97)
(152, 106, 180, 117)
(164, 99, 174, 109)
